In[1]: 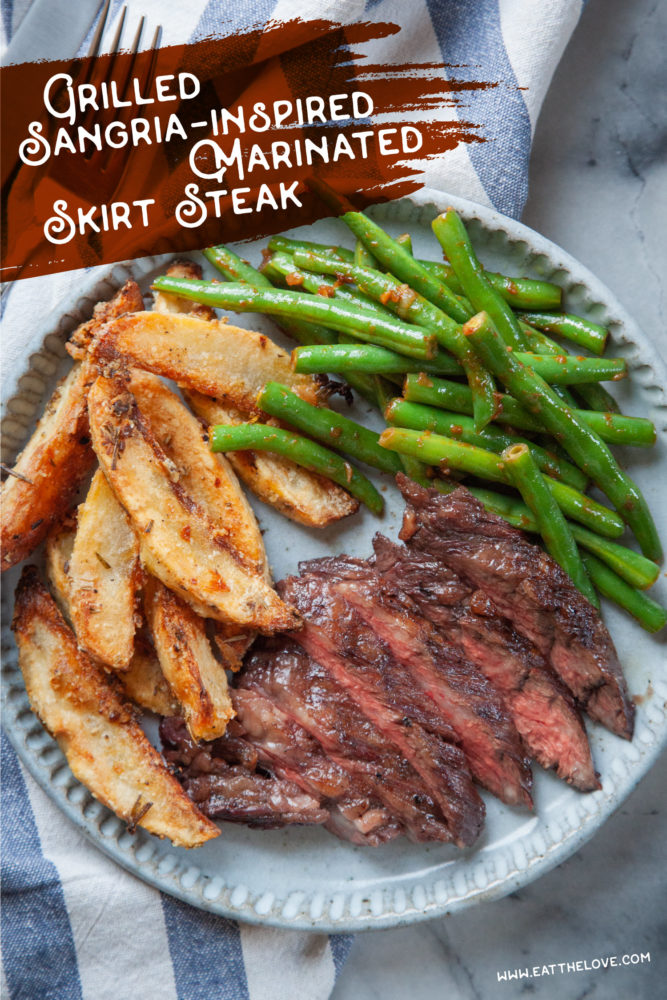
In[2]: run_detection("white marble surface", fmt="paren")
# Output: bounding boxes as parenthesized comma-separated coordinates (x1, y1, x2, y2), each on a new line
(332, 0, 667, 997)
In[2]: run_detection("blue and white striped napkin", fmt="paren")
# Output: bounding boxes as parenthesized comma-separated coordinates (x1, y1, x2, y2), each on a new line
(1, 2, 583, 997)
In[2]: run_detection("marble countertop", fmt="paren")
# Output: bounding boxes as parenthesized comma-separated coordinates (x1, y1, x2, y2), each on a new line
(332, 0, 667, 997)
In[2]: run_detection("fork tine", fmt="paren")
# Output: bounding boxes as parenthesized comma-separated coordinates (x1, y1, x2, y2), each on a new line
(102, 6, 127, 86)
(87, 0, 112, 59)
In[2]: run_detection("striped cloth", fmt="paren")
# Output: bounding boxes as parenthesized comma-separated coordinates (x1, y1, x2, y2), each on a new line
(1, 2, 583, 998)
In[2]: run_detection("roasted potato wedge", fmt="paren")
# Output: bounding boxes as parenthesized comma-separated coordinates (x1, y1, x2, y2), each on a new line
(2, 282, 145, 571)
(46, 526, 175, 714)
(91, 311, 319, 416)
(68, 469, 141, 670)
(1, 363, 97, 570)
(144, 577, 234, 741)
(88, 374, 300, 631)
(45, 517, 76, 620)
(121, 635, 179, 717)
(185, 390, 359, 527)
(12, 567, 219, 848)
(130, 371, 268, 580)
(153, 261, 216, 320)
(67, 280, 144, 361)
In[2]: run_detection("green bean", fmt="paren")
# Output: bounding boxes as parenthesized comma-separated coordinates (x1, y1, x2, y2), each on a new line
(519, 320, 621, 411)
(402, 374, 655, 446)
(378, 426, 624, 537)
(463, 312, 662, 561)
(293, 343, 463, 377)
(291, 251, 607, 384)
(518, 311, 608, 356)
(514, 352, 626, 385)
(574, 382, 623, 414)
(268, 250, 390, 317)
(210, 423, 383, 514)
(419, 259, 562, 311)
(502, 443, 597, 603)
(432, 210, 527, 350)
(339, 210, 472, 323)
(417, 478, 659, 589)
(289, 248, 496, 430)
(151, 277, 437, 361)
(203, 245, 271, 287)
(267, 236, 354, 262)
(395, 233, 414, 255)
(582, 554, 667, 633)
(385, 398, 588, 490)
(258, 382, 402, 475)
(571, 525, 660, 590)
(355, 238, 378, 269)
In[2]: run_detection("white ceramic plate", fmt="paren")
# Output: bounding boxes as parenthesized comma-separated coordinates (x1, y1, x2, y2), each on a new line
(2, 189, 666, 932)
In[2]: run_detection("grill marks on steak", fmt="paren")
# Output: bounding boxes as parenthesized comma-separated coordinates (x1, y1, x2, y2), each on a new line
(284, 559, 532, 809)
(240, 639, 466, 844)
(279, 572, 488, 841)
(397, 476, 634, 741)
(373, 535, 599, 792)
(230, 686, 402, 846)
(160, 716, 327, 827)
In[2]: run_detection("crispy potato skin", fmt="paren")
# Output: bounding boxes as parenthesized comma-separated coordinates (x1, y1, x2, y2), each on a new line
(1, 363, 97, 570)
(68, 469, 141, 670)
(2, 282, 145, 572)
(88, 374, 300, 631)
(67, 280, 145, 361)
(12, 567, 219, 848)
(91, 311, 319, 415)
(145, 577, 234, 740)
(185, 390, 359, 527)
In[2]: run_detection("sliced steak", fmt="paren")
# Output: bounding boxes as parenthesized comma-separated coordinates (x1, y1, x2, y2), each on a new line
(374, 535, 599, 791)
(283, 562, 532, 809)
(160, 717, 327, 827)
(397, 476, 634, 740)
(231, 687, 402, 846)
(240, 639, 466, 844)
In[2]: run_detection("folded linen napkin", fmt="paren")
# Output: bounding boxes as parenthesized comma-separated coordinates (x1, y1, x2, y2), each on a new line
(1, 2, 583, 997)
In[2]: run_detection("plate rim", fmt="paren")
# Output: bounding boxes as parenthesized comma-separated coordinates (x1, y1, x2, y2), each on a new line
(2, 187, 666, 932)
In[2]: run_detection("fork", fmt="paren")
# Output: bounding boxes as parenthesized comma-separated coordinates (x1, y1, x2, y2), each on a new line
(52, 3, 163, 202)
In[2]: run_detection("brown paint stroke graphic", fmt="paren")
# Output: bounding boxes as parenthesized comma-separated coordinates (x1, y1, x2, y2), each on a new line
(1, 19, 500, 282)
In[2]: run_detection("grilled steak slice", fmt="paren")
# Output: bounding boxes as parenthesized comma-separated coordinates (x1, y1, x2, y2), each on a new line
(374, 535, 599, 791)
(398, 476, 634, 740)
(160, 717, 327, 827)
(240, 639, 463, 844)
(284, 561, 531, 809)
(231, 686, 401, 846)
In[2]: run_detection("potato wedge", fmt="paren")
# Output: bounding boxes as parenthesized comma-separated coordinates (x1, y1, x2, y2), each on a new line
(144, 577, 234, 741)
(2, 282, 146, 571)
(153, 261, 216, 320)
(45, 517, 76, 620)
(88, 374, 300, 631)
(121, 635, 179, 717)
(67, 280, 145, 361)
(68, 469, 141, 670)
(130, 371, 268, 580)
(1, 362, 97, 570)
(185, 390, 359, 527)
(12, 567, 219, 848)
(91, 311, 319, 416)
